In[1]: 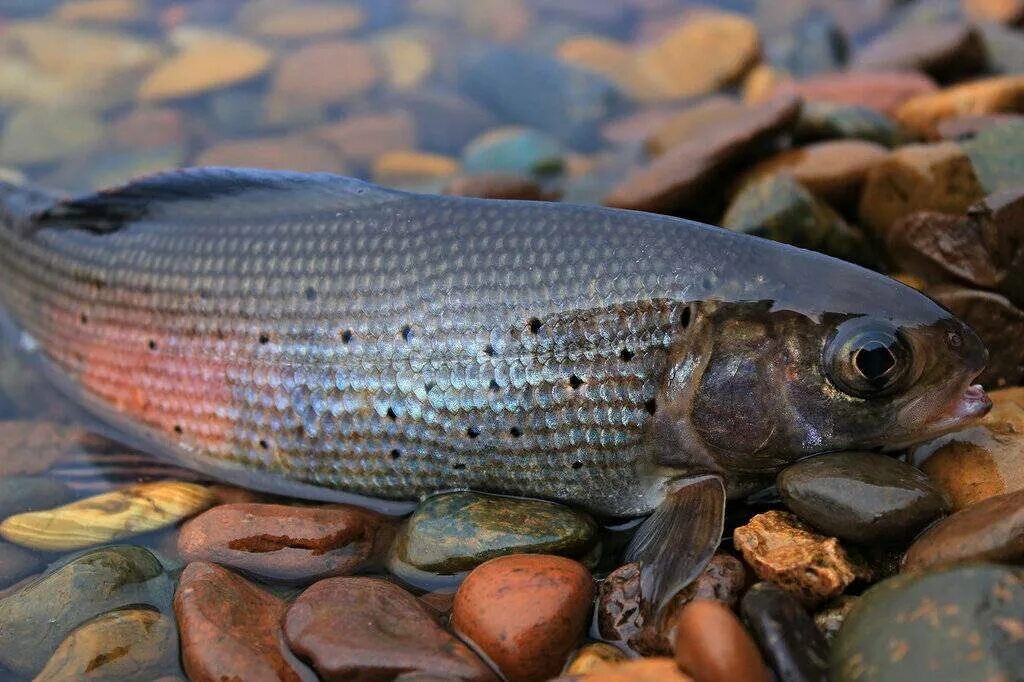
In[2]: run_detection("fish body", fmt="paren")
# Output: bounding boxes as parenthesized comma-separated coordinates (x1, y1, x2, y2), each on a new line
(0, 169, 990, 519)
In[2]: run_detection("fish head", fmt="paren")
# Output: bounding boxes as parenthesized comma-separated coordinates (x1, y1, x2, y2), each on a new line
(659, 297, 990, 477)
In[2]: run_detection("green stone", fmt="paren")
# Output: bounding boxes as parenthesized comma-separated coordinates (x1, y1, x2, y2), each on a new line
(794, 102, 905, 147)
(831, 564, 1024, 682)
(722, 174, 875, 266)
(963, 120, 1024, 194)
(389, 492, 598, 576)
(35, 608, 180, 682)
(0, 545, 172, 676)
(462, 126, 565, 177)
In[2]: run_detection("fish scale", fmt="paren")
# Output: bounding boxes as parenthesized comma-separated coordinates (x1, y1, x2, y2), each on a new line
(0, 169, 973, 516)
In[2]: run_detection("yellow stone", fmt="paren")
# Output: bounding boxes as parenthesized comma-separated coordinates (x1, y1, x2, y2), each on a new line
(137, 32, 272, 102)
(372, 150, 459, 188)
(237, 0, 365, 39)
(742, 63, 792, 104)
(895, 75, 1024, 140)
(561, 658, 692, 682)
(557, 36, 661, 102)
(0, 481, 215, 551)
(374, 34, 435, 90)
(564, 643, 627, 675)
(54, 0, 147, 23)
(635, 11, 761, 100)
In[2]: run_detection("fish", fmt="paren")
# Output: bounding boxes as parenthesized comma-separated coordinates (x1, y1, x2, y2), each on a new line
(0, 167, 991, 607)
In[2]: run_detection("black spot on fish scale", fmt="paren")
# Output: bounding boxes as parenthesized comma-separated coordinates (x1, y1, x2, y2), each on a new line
(147, 339, 157, 351)
(645, 398, 658, 415)
(489, 379, 500, 392)
(509, 426, 523, 438)
(79, 313, 88, 325)
(572, 461, 584, 470)
(401, 325, 412, 342)
(528, 317, 543, 334)
(466, 427, 480, 439)
(680, 306, 692, 329)
(569, 374, 585, 389)
(258, 333, 270, 345)
(484, 344, 496, 356)
(453, 463, 466, 470)
(304, 286, 317, 301)
(386, 407, 397, 420)
(390, 449, 401, 460)
(173, 425, 183, 435)
(619, 348, 634, 362)
(341, 329, 353, 344)
(259, 439, 269, 449)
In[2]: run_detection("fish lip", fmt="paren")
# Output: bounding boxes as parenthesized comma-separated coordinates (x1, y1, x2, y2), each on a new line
(921, 382, 992, 438)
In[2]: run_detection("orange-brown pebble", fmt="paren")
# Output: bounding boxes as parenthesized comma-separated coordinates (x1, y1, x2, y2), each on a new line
(961, 0, 1024, 24)
(452, 554, 594, 682)
(895, 75, 1024, 139)
(674, 600, 773, 682)
(554, 658, 693, 682)
(772, 70, 937, 114)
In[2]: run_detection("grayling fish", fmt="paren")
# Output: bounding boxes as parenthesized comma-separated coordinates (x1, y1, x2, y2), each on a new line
(0, 168, 991, 606)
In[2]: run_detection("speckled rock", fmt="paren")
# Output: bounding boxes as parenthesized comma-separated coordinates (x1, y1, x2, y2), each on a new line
(564, 643, 627, 676)
(35, 608, 179, 681)
(0, 476, 72, 520)
(831, 564, 1024, 682)
(813, 595, 859, 645)
(175, 561, 307, 682)
(733, 511, 871, 606)
(453, 554, 594, 682)
(634, 11, 760, 100)
(177, 502, 393, 583)
(903, 489, 1024, 571)
(0, 481, 215, 552)
(460, 46, 624, 149)
(284, 576, 495, 681)
(604, 94, 801, 214)
(963, 119, 1024, 193)
(138, 31, 272, 101)
(0, 545, 171, 676)
(895, 75, 1024, 140)
(0, 541, 42, 588)
(444, 173, 552, 200)
(852, 22, 985, 82)
(741, 582, 829, 682)
(462, 127, 566, 177)
(858, 141, 984, 238)
(674, 600, 772, 682)
(389, 492, 597, 579)
(772, 71, 937, 114)
(777, 452, 948, 544)
(916, 387, 1024, 506)
(722, 174, 872, 264)
(272, 40, 381, 105)
(793, 102, 903, 146)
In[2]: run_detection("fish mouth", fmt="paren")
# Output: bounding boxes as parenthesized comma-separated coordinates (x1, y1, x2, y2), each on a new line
(919, 383, 992, 439)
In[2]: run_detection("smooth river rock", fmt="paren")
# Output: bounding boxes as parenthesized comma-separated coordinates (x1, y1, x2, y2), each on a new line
(741, 582, 829, 682)
(0, 545, 171, 676)
(284, 576, 496, 681)
(178, 502, 394, 583)
(831, 564, 1024, 682)
(777, 452, 948, 544)
(674, 600, 772, 682)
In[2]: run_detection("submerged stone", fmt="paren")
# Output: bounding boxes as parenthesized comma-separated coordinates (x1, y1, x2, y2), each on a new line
(777, 452, 948, 544)
(137, 31, 272, 102)
(0, 545, 171, 676)
(462, 127, 566, 177)
(831, 564, 1024, 682)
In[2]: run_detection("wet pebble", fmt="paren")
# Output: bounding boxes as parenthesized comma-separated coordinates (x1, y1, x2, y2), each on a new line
(776, 452, 948, 544)
(137, 31, 272, 102)
(283, 576, 495, 681)
(858, 141, 984, 238)
(453, 554, 594, 682)
(177, 502, 393, 584)
(916, 387, 1024, 507)
(554, 658, 691, 682)
(604, 94, 801, 215)
(903, 489, 1024, 571)
(852, 22, 985, 82)
(389, 492, 597, 580)
(831, 564, 1024, 682)
(722, 173, 872, 264)
(0, 545, 171, 676)
(35, 608, 179, 681)
(462, 127, 566, 177)
(0, 475, 72, 519)
(740, 582, 829, 682)
(673, 599, 772, 682)
(813, 595, 860, 645)
(0, 481, 215, 551)
(733, 510, 870, 606)
(564, 643, 627, 675)
(444, 173, 551, 200)
(175, 560, 308, 682)
(272, 40, 381, 105)
(0, 541, 42, 588)
(895, 75, 1024, 140)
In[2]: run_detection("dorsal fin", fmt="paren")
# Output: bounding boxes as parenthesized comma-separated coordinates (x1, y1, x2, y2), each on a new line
(33, 167, 407, 233)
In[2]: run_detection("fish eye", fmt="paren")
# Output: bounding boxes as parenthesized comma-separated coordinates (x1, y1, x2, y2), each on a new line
(825, 319, 912, 398)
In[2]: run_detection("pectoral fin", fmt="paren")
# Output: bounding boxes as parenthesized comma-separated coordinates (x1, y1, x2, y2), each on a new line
(624, 474, 726, 614)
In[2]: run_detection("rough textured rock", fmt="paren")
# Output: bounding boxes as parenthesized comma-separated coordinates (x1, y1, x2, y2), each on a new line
(903, 489, 1024, 571)
(604, 94, 801, 215)
(831, 564, 1024, 682)
(0, 545, 171, 676)
(284, 576, 495, 681)
(34, 608, 179, 681)
(174, 561, 306, 682)
(733, 510, 870, 606)
(674, 600, 772, 682)
(177, 502, 393, 583)
(813, 595, 859, 645)
(858, 142, 984, 238)
(453, 554, 594, 682)
(776, 452, 948, 544)
(741, 582, 830, 682)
